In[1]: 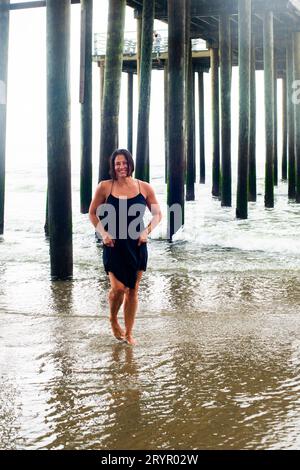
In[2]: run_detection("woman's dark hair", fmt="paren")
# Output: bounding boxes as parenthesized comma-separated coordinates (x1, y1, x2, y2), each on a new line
(109, 148, 134, 180)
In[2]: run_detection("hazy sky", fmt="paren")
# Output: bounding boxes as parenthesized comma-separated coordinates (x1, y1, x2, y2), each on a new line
(6, 0, 169, 176)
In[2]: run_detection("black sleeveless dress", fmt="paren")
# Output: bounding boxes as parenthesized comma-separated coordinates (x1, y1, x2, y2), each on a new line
(101, 180, 148, 289)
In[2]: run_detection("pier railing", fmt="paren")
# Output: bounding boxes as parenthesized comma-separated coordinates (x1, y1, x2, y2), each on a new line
(93, 30, 207, 57)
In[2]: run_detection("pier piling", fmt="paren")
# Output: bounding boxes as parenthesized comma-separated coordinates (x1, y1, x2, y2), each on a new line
(274, 54, 278, 186)
(164, 60, 169, 184)
(135, 0, 154, 182)
(236, 0, 251, 219)
(294, 32, 300, 203)
(167, 0, 186, 239)
(287, 35, 296, 199)
(46, 0, 73, 279)
(248, 33, 256, 202)
(127, 72, 133, 154)
(219, 14, 232, 207)
(80, 0, 93, 214)
(99, 60, 105, 114)
(263, 11, 275, 208)
(134, 8, 142, 86)
(211, 47, 220, 198)
(0, 0, 9, 235)
(186, 41, 195, 201)
(198, 71, 205, 184)
(98, 0, 125, 181)
(281, 74, 287, 181)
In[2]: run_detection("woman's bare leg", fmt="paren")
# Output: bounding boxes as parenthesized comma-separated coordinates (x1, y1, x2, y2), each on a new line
(123, 271, 143, 345)
(108, 272, 127, 340)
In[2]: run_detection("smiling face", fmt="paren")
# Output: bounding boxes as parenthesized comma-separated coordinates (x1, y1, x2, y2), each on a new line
(114, 154, 128, 179)
(109, 149, 134, 180)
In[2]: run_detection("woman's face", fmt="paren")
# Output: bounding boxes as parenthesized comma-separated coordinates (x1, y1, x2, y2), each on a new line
(114, 154, 128, 178)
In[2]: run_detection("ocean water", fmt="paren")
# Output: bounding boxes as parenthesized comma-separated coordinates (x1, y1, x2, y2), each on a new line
(1, 161, 300, 450)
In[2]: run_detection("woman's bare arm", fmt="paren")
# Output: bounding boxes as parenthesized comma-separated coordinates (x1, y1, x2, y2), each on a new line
(138, 182, 162, 245)
(89, 181, 114, 246)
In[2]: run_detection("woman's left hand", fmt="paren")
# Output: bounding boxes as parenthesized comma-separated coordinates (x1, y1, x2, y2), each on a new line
(137, 229, 148, 246)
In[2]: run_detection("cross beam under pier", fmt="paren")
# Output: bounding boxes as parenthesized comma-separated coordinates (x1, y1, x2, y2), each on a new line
(0, 0, 80, 10)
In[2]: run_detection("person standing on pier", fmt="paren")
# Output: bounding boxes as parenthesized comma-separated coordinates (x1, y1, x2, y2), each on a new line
(89, 149, 162, 345)
(153, 30, 162, 59)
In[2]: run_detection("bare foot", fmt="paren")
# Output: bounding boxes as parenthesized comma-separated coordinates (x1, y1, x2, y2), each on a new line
(110, 317, 125, 341)
(125, 335, 137, 346)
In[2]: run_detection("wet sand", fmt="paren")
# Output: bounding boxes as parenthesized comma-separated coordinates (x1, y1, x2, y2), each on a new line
(1, 252, 300, 450)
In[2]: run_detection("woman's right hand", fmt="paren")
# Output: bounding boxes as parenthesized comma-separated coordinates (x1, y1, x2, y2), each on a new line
(103, 232, 115, 247)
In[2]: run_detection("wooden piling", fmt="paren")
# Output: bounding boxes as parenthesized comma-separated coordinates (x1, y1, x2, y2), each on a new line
(127, 72, 133, 154)
(99, 60, 105, 113)
(183, 0, 189, 187)
(184, 0, 195, 196)
(192, 71, 197, 183)
(287, 35, 296, 199)
(192, 71, 196, 185)
(47, 0, 72, 279)
(164, 60, 169, 184)
(274, 54, 278, 186)
(98, 0, 125, 181)
(134, 8, 142, 87)
(135, 0, 154, 182)
(248, 34, 256, 202)
(0, 0, 9, 235)
(80, 0, 93, 214)
(167, 0, 186, 239)
(263, 11, 275, 208)
(294, 32, 300, 202)
(236, 0, 251, 219)
(198, 71, 205, 184)
(281, 75, 287, 181)
(186, 42, 195, 201)
(211, 47, 220, 197)
(219, 14, 232, 207)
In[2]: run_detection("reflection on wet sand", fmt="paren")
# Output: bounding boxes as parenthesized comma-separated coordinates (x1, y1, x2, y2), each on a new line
(101, 344, 142, 450)
(1, 240, 300, 449)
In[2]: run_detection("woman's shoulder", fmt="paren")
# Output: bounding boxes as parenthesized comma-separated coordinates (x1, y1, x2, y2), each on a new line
(138, 180, 154, 193)
(98, 179, 113, 189)
(99, 179, 113, 184)
(138, 179, 152, 189)
(137, 180, 156, 200)
(96, 179, 113, 196)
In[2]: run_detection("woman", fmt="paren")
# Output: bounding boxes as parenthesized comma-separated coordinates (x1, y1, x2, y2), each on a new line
(89, 149, 162, 345)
